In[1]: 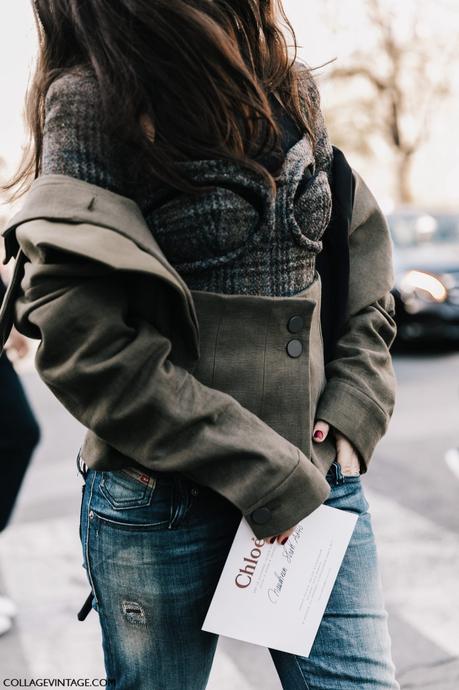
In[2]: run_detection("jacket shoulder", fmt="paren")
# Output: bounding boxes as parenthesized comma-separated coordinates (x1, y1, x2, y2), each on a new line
(1, 175, 200, 357)
(350, 169, 389, 236)
(2, 176, 195, 317)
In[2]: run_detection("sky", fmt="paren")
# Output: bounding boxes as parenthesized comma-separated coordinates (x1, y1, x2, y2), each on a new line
(0, 1, 36, 177)
(1, 0, 458, 209)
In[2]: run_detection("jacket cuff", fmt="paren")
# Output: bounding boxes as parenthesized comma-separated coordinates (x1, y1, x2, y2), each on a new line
(316, 379, 390, 471)
(243, 450, 331, 539)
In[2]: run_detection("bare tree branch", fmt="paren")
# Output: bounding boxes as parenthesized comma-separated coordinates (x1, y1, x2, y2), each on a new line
(330, 65, 388, 92)
(325, 0, 459, 203)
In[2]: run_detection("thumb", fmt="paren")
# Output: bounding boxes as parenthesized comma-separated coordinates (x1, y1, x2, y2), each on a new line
(313, 420, 330, 443)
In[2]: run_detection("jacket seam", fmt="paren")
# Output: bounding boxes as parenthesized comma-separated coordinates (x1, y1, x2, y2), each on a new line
(211, 304, 224, 385)
(245, 449, 302, 513)
(322, 378, 389, 420)
(259, 309, 270, 419)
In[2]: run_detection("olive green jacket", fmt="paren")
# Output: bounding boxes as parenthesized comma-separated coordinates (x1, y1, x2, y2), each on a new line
(0, 172, 396, 538)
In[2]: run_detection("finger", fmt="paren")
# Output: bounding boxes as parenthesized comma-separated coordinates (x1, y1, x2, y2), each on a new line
(313, 420, 329, 443)
(266, 526, 296, 545)
(336, 434, 360, 474)
(266, 534, 283, 544)
(18, 341, 29, 358)
(336, 434, 353, 466)
(277, 526, 296, 545)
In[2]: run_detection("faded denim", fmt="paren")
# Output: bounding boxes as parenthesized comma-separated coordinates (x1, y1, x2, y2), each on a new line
(78, 458, 399, 690)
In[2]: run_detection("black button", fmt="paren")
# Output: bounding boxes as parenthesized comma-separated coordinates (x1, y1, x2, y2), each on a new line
(287, 315, 305, 333)
(251, 507, 272, 525)
(286, 339, 303, 358)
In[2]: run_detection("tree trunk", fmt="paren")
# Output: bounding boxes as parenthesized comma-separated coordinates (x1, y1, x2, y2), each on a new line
(396, 152, 414, 205)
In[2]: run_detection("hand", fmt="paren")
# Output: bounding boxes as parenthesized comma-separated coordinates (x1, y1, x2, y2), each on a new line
(312, 420, 361, 476)
(264, 524, 297, 547)
(264, 421, 361, 546)
(4, 328, 30, 360)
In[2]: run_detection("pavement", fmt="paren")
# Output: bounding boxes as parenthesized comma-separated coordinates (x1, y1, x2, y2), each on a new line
(0, 345, 459, 688)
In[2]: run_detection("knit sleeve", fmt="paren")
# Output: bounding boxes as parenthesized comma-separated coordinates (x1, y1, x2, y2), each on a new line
(41, 68, 127, 194)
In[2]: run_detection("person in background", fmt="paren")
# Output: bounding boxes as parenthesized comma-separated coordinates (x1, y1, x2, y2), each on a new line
(0, 274, 41, 636)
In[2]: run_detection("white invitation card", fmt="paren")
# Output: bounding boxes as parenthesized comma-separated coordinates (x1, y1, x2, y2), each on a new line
(202, 505, 358, 656)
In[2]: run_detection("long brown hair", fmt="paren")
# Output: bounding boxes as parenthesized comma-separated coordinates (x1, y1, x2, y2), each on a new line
(6, 0, 319, 198)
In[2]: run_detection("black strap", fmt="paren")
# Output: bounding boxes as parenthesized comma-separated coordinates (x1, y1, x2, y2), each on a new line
(77, 591, 94, 621)
(316, 146, 356, 364)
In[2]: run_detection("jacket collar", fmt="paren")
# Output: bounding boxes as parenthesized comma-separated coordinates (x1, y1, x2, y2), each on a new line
(3, 174, 181, 270)
(1, 174, 201, 354)
(2, 172, 199, 303)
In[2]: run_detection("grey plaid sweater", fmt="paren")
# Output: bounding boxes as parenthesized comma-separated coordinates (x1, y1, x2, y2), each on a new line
(42, 68, 333, 296)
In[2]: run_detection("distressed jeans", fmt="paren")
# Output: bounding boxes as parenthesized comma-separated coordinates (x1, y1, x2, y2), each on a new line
(78, 456, 399, 690)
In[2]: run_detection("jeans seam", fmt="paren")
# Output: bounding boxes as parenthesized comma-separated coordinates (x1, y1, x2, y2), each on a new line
(168, 478, 192, 529)
(168, 479, 181, 529)
(84, 471, 100, 608)
(91, 512, 170, 530)
(99, 603, 117, 683)
(78, 481, 85, 546)
(293, 656, 311, 689)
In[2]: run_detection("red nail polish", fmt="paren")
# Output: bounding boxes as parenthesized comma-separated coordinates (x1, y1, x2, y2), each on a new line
(281, 537, 288, 545)
(269, 537, 276, 544)
(314, 430, 324, 441)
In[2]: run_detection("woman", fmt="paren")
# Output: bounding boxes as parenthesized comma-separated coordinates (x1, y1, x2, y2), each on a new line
(2, 0, 399, 688)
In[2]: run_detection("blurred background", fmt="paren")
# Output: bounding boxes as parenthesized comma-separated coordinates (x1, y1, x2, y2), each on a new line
(0, 1, 458, 688)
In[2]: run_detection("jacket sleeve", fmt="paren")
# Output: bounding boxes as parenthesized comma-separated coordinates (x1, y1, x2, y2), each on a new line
(12, 236, 331, 539)
(315, 170, 397, 470)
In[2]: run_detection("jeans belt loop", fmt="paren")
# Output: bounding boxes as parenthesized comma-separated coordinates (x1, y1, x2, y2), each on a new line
(77, 447, 89, 481)
(334, 460, 345, 485)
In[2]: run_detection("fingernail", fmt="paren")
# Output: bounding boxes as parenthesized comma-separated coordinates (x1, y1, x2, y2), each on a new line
(281, 537, 288, 545)
(269, 537, 276, 544)
(314, 430, 324, 441)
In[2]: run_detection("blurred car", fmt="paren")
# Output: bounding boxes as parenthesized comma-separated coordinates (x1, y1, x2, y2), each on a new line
(387, 209, 459, 342)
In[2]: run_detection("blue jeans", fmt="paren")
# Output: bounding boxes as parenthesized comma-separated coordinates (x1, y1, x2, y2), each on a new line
(78, 458, 399, 690)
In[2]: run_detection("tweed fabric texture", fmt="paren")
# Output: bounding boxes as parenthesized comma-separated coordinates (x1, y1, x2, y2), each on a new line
(42, 67, 333, 296)
(2, 166, 396, 536)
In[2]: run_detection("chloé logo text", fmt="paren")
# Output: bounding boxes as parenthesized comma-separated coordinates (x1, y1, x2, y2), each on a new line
(235, 538, 266, 589)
